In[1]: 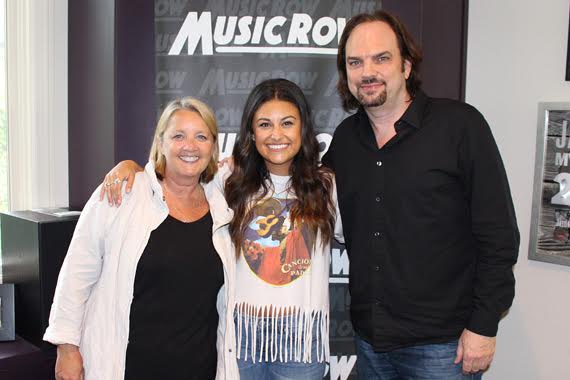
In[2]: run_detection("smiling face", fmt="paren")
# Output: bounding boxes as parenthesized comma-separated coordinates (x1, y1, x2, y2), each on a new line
(160, 109, 214, 184)
(345, 21, 411, 110)
(253, 99, 302, 176)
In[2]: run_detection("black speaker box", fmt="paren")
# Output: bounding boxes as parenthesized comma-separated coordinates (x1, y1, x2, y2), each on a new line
(1, 209, 79, 348)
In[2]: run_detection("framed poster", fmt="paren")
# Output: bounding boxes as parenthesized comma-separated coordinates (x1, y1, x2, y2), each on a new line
(529, 103, 570, 265)
(0, 283, 15, 341)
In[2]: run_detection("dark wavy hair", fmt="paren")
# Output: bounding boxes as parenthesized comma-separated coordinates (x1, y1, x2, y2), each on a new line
(337, 10, 424, 111)
(225, 79, 336, 256)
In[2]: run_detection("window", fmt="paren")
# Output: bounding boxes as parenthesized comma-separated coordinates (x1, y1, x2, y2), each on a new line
(0, 0, 7, 274)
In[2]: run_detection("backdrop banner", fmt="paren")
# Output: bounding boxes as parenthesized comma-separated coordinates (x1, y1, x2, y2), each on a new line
(155, 1, 381, 378)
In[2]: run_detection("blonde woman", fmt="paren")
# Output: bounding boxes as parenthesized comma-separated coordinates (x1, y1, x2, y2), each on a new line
(44, 97, 237, 380)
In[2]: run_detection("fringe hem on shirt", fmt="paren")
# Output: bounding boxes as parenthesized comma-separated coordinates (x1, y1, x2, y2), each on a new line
(234, 303, 330, 364)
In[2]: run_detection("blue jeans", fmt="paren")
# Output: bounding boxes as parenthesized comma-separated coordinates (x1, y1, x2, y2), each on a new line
(355, 334, 483, 380)
(236, 315, 326, 380)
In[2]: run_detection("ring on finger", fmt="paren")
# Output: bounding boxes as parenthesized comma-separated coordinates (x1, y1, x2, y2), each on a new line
(113, 178, 121, 185)
(105, 182, 112, 187)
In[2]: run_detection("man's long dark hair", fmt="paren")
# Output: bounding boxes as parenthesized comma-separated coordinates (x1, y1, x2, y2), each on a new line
(337, 10, 424, 111)
(225, 79, 335, 256)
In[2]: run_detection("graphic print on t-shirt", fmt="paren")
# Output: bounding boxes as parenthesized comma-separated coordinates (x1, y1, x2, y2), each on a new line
(243, 197, 312, 286)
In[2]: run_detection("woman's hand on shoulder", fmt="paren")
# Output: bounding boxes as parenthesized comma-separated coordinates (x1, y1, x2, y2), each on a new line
(55, 344, 84, 380)
(98, 160, 143, 206)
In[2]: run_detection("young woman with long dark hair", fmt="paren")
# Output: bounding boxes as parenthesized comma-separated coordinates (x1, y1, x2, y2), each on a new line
(222, 78, 341, 379)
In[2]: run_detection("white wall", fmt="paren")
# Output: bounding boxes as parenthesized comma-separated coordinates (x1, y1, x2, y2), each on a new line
(466, 0, 570, 378)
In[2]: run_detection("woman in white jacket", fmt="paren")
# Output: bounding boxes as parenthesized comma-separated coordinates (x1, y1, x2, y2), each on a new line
(44, 97, 238, 380)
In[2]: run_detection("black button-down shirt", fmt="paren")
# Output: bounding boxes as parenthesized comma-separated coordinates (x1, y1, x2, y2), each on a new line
(322, 90, 519, 352)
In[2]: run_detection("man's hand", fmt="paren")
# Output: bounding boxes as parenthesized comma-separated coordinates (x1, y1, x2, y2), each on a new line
(454, 328, 496, 373)
(218, 156, 234, 171)
(55, 344, 84, 380)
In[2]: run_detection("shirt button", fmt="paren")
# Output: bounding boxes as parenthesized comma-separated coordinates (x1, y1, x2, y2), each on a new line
(374, 232, 380, 237)
(375, 196, 381, 202)
(376, 161, 382, 166)
(374, 266, 380, 271)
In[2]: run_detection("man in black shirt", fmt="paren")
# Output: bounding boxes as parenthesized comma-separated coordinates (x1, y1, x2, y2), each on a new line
(322, 10, 519, 379)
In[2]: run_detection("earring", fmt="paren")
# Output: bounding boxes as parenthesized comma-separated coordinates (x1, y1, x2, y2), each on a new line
(251, 135, 255, 141)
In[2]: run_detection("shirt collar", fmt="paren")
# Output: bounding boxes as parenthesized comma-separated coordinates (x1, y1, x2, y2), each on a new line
(398, 89, 428, 130)
(356, 89, 428, 131)
(355, 90, 428, 149)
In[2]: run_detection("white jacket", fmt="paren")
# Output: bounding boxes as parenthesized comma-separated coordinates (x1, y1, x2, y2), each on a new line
(44, 162, 239, 379)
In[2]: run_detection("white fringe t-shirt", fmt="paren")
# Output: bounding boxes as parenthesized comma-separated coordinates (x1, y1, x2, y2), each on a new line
(234, 172, 335, 364)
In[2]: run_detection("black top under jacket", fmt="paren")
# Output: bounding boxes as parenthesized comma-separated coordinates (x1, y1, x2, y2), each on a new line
(125, 212, 223, 379)
(322, 90, 519, 352)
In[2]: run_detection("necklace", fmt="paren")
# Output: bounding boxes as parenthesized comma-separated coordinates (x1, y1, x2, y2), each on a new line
(162, 183, 205, 223)
(269, 174, 291, 199)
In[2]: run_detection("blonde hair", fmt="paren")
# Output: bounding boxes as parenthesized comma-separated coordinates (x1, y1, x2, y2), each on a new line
(149, 97, 219, 182)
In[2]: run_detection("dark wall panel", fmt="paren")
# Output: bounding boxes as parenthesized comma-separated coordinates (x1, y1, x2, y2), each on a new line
(68, 0, 116, 209)
(68, 0, 156, 209)
(115, 1, 156, 165)
(383, 0, 468, 100)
